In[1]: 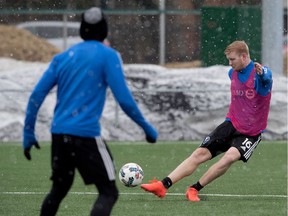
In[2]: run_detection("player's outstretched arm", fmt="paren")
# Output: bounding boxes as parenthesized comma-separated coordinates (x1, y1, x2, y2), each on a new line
(23, 60, 57, 160)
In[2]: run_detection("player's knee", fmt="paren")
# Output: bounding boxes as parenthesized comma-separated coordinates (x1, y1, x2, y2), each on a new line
(90, 189, 119, 216)
(111, 187, 119, 202)
(223, 148, 241, 164)
(191, 148, 211, 164)
(98, 188, 119, 210)
(100, 183, 119, 202)
(221, 154, 239, 166)
(50, 180, 72, 200)
(106, 188, 119, 203)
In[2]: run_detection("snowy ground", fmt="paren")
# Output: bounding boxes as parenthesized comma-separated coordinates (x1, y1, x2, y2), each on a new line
(0, 57, 287, 142)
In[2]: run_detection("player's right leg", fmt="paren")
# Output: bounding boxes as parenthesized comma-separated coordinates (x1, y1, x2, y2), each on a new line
(141, 178, 167, 198)
(40, 134, 75, 216)
(75, 137, 119, 216)
(90, 181, 119, 216)
(40, 178, 74, 216)
(141, 148, 212, 198)
(198, 147, 241, 186)
(168, 147, 212, 184)
(185, 121, 241, 202)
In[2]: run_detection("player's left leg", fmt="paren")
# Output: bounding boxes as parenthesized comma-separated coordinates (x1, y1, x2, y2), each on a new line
(168, 147, 212, 184)
(187, 133, 261, 201)
(40, 134, 76, 215)
(90, 181, 119, 216)
(40, 176, 74, 216)
(186, 147, 241, 202)
(198, 146, 241, 186)
(141, 147, 212, 198)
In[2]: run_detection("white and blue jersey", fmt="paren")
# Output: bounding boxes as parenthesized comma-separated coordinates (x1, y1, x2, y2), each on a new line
(24, 41, 157, 148)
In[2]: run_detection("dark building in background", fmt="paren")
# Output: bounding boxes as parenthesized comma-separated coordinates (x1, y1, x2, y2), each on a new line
(0, 0, 285, 66)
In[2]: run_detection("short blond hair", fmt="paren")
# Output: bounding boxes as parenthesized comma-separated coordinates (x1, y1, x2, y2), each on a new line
(224, 41, 250, 56)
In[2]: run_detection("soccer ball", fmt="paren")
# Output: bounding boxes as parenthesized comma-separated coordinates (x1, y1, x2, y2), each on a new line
(118, 163, 144, 187)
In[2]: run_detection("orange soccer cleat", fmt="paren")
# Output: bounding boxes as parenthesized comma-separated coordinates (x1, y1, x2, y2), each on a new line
(141, 178, 167, 198)
(185, 187, 200, 202)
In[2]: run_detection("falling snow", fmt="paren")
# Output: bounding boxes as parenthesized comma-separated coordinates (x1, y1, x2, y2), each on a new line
(0, 57, 287, 142)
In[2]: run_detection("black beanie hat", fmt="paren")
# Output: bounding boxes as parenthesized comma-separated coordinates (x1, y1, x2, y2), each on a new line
(80, 7, 108, 42)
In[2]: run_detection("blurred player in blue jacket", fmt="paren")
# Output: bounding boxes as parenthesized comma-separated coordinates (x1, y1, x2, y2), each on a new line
(23, 7, 158, 216)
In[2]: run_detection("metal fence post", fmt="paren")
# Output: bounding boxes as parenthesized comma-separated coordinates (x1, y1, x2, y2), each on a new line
(262, 0, 283, 74)
(114, 101, 119, 128)
(159, 0, 166, 65)
(62, 13, 68, 50)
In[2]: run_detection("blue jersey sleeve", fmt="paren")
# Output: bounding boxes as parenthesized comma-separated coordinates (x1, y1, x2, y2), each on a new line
(228, 68, 233, 80)
(254, 66, 273, 96)
(104, 50, 157, 140)
(228, 62, 272, 96)
(23, 60, 57, 148)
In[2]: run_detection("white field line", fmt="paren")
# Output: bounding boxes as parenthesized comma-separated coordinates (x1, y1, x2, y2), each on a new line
(107, 142, 288, 146)
(1, 191, 287, 198)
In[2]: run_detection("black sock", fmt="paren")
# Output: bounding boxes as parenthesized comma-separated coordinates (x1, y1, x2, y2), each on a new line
(161, 177, 173, 189)
(191, 181, 203, 191)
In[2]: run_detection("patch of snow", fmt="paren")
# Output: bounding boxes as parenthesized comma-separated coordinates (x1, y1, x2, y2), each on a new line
(0, 57, 287, 142)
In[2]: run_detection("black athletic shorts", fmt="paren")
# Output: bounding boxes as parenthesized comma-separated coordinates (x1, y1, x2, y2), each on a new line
(50, 134, 116, 185)
(200, 121, 261, 162)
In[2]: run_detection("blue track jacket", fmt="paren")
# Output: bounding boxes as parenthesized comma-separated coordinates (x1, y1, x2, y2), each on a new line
(23, 41, 157, 149)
